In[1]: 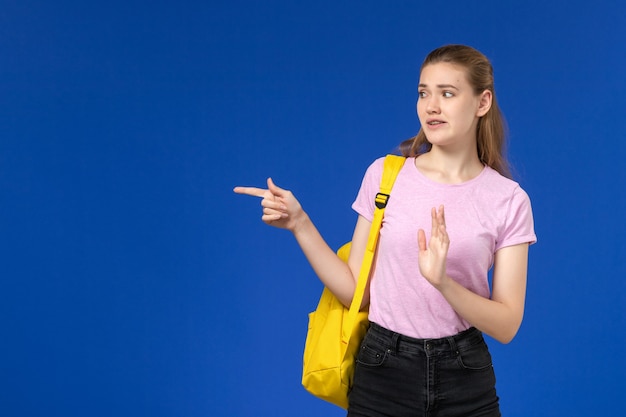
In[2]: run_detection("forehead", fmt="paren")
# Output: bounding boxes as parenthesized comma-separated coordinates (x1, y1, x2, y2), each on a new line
(419, 62, 469, 87)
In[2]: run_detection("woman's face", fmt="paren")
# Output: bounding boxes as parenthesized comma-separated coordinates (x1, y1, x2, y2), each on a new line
(416, 62, 490, 149)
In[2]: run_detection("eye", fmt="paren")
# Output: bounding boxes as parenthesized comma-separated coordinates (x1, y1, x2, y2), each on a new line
(443, 91, 454, 98)
(418, 91, 427, 98)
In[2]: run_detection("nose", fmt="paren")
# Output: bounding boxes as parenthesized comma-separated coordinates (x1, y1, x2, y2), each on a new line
(426, 96, 440, 114)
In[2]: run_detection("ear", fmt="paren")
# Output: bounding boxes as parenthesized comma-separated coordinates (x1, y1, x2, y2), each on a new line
(476, 90, 492, 117)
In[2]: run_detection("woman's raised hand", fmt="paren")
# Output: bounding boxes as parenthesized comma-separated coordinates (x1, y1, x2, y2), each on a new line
(233, 178, 304, 232)
(417, 205, 451, 289)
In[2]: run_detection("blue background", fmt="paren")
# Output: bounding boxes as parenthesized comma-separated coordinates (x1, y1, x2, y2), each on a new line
(1, 0, 625, 416)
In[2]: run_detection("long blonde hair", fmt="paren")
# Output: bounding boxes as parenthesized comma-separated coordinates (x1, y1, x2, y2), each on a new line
(399, 45, 511, 178)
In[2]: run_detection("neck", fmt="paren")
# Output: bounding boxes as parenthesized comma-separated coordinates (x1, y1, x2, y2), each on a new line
(415, 146, 484, 184)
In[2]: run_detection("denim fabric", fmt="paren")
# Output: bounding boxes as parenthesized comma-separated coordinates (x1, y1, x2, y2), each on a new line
(347, 322, 501, 417)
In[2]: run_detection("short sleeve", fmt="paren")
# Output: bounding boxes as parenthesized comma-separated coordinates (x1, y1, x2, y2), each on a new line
(495, 186, 537, 251)
(351, 157, 385, 222)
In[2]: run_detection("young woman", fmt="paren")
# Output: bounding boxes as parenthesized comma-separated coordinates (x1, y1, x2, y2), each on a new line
(234, 44, 536, 417)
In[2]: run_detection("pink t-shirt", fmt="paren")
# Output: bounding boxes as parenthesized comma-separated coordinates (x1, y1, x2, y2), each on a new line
(352, 156, 537, 339)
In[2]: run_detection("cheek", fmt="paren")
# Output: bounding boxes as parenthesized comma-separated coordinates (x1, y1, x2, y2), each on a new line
(416, 100, 426, 117)
(452, 102, 477, 123)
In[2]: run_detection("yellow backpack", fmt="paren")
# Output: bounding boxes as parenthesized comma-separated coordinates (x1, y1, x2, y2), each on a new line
(301, 155, 406, 409)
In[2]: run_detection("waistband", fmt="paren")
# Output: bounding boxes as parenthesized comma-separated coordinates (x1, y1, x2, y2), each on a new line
(368, 322, 485, 355)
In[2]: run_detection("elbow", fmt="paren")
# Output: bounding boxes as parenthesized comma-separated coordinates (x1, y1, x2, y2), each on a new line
(495, 331, 516, 345)
(488, 304, 524, 344)
(491, 320, 523, 344)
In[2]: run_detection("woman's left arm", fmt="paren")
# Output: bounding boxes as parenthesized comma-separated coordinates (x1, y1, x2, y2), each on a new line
(418, 206, 529, 344)
(438, 244, 528, 344)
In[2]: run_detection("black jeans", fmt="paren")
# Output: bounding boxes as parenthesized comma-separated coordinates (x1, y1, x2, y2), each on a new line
(347, 322, 501, 417)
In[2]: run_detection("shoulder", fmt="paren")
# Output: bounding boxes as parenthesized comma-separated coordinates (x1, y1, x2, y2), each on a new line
(481, 166, 535, 219)
(481, 167, 530, 200)
(367, 156, 387, 173)
(475, 167, 535, 225)
(479, 168, 536, 247)
(352, 156, 389, 218)
(364, 155, 409, 176)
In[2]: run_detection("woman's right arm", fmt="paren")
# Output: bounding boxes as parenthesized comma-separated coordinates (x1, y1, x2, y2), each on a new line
(293, 212, 372, 307)
(234, 178, 371, 307)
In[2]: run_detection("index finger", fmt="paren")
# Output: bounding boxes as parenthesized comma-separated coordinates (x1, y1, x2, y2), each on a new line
(430, 207, 438, 236)
(233, 186, 267, 198)
(437, 205, 446, 225)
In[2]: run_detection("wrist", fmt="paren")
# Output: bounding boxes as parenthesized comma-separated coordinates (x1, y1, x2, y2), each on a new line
(433, 273, 454, 292)
(291, 211, 311, 235)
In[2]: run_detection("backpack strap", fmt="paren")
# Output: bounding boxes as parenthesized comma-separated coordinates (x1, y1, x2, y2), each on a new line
(367, 155, 405, 252)
(345, 155, 406, 339)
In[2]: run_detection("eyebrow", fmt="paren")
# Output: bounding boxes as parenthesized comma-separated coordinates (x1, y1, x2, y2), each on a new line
(418, 83, 460, 90)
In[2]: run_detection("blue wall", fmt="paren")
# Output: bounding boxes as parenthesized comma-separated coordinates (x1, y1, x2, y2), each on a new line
(1, 1, 625, 416)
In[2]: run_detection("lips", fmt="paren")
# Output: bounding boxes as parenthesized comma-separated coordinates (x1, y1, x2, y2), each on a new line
(426, 119, 446, 127)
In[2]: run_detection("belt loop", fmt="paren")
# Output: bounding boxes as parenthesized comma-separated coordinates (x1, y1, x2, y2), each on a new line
(447, 335, 459, 356)
(389, 332, 400, 354)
